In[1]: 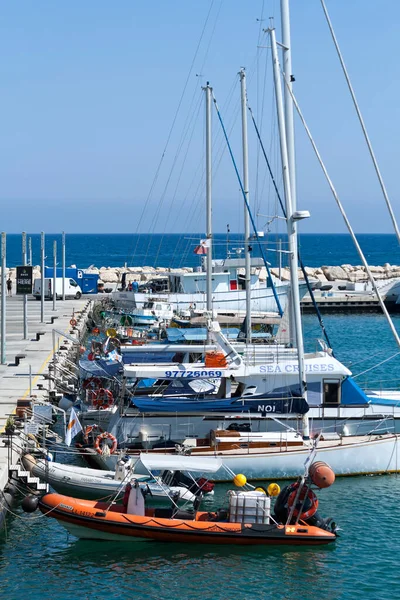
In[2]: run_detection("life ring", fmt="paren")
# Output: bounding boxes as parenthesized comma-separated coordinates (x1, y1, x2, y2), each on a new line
(83, 424, 103, 444)
(94, 432, 118, 455)
(93, 388, 114, 410)
(70, 318, 77, 327)
(287, 484, 318, 521)
(82, 377, 102, 390)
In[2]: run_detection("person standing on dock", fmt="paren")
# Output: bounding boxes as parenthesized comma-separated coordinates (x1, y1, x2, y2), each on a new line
(6, 277, 12, 296)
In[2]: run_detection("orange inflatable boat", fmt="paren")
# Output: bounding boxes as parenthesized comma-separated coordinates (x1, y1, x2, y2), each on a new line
(29, 463, 337, 545)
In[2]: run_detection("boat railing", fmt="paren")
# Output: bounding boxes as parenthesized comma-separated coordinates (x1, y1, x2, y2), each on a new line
(361, 376, 400, 397)
(343, 416, 396, 439)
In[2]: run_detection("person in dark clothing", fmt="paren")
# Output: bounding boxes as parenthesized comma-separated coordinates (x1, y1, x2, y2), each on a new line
(6, 277, 12, 296)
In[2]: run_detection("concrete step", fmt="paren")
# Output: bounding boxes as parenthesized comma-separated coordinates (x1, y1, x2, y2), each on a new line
(9, 465, 48, 490)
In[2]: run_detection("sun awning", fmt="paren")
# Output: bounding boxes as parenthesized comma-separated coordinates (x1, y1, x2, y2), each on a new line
(138, 453, 223, 473)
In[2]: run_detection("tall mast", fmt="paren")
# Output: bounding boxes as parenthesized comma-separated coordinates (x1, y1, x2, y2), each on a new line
(239, 68, 252, 343)
(281, 1, 297, 345)
(205, 83, 213, 313)
(269, 27, 310, 439)
(281, 0, 296, 212)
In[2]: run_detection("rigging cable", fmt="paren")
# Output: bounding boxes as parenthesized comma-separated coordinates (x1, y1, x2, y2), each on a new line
(128, 0, 217, 265)
(352, 351, 400, 380)
(320, 0, 400, 245)
(143, 1, 225, 268)
(283, 68, 400, 353)
(212, 90, 283, 316)
(247, 102, 334, 351)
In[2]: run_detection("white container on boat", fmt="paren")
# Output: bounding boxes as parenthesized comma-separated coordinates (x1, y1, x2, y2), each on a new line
(228, 491, 270, 524)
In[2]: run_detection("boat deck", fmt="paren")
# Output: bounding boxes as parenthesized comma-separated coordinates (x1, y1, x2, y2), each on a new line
(188, 433, 397, 456)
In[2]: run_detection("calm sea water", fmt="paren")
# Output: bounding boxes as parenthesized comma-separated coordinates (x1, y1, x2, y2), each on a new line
(0, 474, 399, 599)
(1, 234, 400, 598)
(3, 232, 400, 269)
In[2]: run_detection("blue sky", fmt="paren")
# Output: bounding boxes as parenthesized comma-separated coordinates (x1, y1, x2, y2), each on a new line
(1, 0, 399, 234)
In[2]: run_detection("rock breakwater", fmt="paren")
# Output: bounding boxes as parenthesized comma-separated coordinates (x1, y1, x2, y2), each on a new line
(2, 264, 400, 285)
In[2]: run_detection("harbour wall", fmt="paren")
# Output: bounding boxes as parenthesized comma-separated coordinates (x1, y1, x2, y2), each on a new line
(2, 263, 400, 284)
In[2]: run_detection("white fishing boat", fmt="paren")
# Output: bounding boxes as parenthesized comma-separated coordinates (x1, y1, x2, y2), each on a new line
(113, 256, 294, 315)
(129, 298, 174, 325)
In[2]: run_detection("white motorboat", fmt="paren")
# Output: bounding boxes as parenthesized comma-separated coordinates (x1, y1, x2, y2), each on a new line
(113, 256, 295, 315)
(22, 453, 215, 504)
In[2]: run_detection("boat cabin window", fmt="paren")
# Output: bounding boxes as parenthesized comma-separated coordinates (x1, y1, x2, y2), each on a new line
(323, 379, 341, 405)
(237, 274, 246, 290)
(143, 302, 154, 309)
(155, 304, 162, 310)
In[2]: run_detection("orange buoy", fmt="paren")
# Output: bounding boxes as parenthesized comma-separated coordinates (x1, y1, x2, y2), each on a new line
(92, 327, 100, 335)
(79, 345, 86, 355)
(309, 461, 335, 489)
(205, 351, 227, 368)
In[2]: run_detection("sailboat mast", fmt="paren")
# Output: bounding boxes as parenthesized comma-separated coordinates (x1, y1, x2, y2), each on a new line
(205, 83, 213, 312)
(269, 27, 310, 439)
(280, 0, 296, 212)
(239, 69, 252, 343)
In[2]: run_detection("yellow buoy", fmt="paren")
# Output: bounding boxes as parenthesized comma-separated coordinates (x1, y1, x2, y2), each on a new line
(233, 473, 247, 487)
(255, 487, 267, 494)
(106, 328, 117, 338)
(267, 483, 281, 497)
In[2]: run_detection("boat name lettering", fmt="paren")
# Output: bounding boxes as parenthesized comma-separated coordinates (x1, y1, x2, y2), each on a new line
(259, 364, 335, 374)
(257, 405, 276, 412)
(59, 503, 74, 511)
(164, 370, 222, 378)
(76, 510, 93, 517)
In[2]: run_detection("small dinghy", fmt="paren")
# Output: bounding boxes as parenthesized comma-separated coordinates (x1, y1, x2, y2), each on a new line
(23, 457, 338, 545)
(22, 453, 215, 504)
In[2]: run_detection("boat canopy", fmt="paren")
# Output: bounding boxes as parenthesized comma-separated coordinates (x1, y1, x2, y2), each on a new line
(79, 358, 121, 378)
(138, 453, 223, 473)
(341, 377, 371, 405)
(166, 328, 239, 342)
(166, 328, 270, 342)
(131, 394, 309, 414)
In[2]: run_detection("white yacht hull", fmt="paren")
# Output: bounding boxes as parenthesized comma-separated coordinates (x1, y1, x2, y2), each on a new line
(114, 285, 289, 314)
(81, 433, 400, 480)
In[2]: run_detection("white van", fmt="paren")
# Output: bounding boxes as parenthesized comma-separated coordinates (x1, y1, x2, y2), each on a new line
(33, 277, 82, 300)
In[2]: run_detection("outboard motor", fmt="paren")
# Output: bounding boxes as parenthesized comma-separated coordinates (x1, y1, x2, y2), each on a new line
(114, 454, 132, 481)
(169, 470, 215, 495)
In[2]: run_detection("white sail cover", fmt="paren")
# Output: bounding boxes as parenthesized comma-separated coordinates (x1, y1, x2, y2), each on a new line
(138, 453, 223, 473)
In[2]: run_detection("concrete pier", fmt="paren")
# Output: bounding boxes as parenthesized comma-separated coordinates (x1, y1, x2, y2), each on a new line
(0, 294, 89, 499)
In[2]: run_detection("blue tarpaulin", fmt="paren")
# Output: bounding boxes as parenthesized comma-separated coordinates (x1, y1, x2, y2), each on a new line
(131, 393, 308, 414)
(341, 377, 371, 405)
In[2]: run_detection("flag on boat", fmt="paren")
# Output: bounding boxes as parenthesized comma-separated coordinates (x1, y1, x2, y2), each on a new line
(65, 407, 82, 446)
(194, 238, 211, 255)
